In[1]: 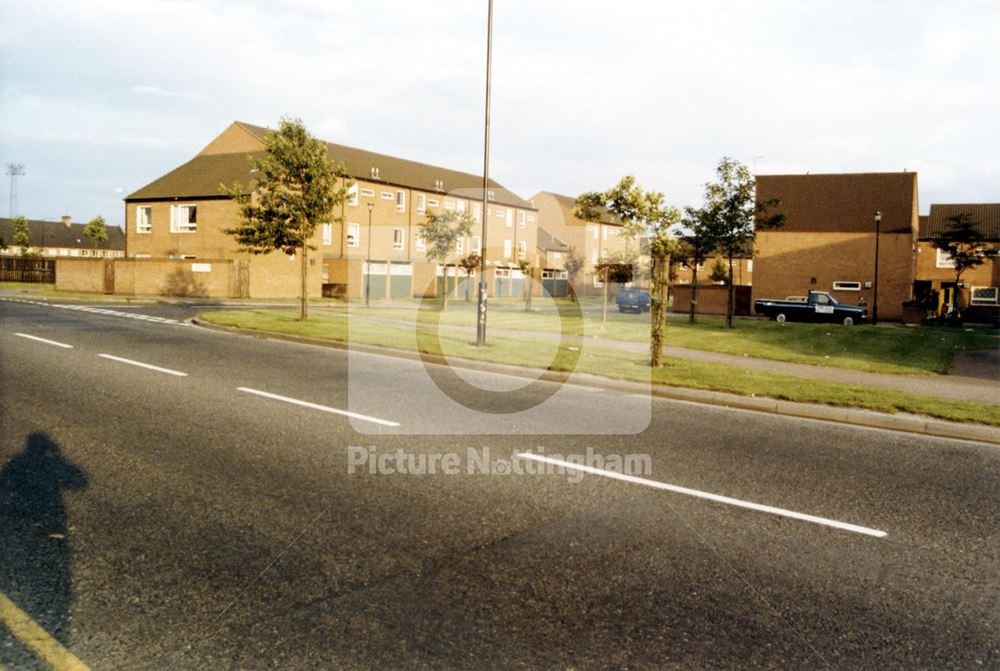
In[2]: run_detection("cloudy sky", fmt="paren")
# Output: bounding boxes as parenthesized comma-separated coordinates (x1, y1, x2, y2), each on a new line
(1, 0, 997, 227)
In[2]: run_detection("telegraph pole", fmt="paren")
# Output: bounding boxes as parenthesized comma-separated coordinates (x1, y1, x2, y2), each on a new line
(6, 163, 24, 218)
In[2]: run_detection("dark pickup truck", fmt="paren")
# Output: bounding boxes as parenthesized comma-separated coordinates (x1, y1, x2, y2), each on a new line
(755, 291, 867, 326)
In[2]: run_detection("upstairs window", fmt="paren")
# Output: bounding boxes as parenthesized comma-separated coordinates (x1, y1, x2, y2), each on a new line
(170, 204, 197, 233)
(136, 206, 152, 233)
(393, 228, 405, 250)
(936, 248, 956, 268)
(396, 191, 406, 212)
(517, 240, 526, 259)
(415, 234, 426, 252)
(360, 188, 375, 197)
(322, 223, 333, 246)
(518, 211, 526, 229)
(348, 184, 359, 206)
(347, 223, 360, 247)
(416, 194, 426, 213)
(471, 236, 481, 254)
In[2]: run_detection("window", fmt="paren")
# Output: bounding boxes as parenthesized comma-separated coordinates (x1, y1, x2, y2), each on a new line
(603, 226, 608, 241)
(393, 228, 404, 250)
(471, 236, 481, 254)
(527, 215, 536, 223)
(971, 287, 999, 306)
(322, 223, 333, 245)
(427, 198, 440, 207)
(170, 204, 197, 233)
(592, 249, 598, 264)
(417, 194, 426, 213)
(506, 210, 513, 228)
(474, 203, 482, 222)
(456, 237, 464, 254)
(936, 248, 956, 268)
(381, 191, 393, 200)
(136, 206, 152, 233)
(348, 184, 359, 206)
(347, 223, 360, 247)
(593, 225, 599, 240)
(814, 293, 831, 305)
(517, 240, 526, 259)
(586, 224, 594, 231)
(542, 269, 554, 279)
(415, 235, 426, 252)
(832, 281, 861, 291)
(457, 199, 466, 213)
(444, 201, 456, 210)
(135, 253, 151, 259)
(495, 268, 510, 278)
(747, 260, 753, 272)
(396, 191, 405, 212)
(504, 239, 512, 259)
(370, 167, 380, 179)
(434, 179, 444, 191)
(360, 188, 375, 197)
(496, 208, 506, 219)
(518, 211, 526, 229)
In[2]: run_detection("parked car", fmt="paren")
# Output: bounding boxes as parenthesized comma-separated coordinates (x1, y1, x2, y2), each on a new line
(615, 288, 651, 313)
(754, 290, 867, 325)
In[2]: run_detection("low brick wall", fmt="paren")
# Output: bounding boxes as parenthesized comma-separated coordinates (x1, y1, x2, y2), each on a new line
(671, 284, 751, 316)
(55, 258, 106, 293)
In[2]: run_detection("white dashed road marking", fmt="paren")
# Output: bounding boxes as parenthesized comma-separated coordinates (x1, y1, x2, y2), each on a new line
(98, 354, 188, 377)
(237, 387, 401, 427)
(14, 332, 74, 348)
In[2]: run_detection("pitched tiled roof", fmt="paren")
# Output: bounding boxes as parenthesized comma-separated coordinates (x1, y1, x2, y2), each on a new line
(755, 172, 917, 234)
(920, 203, 1000, 241)
(546, 191, 621, 226)
(537, 227, 569, 252)
(126, 152, 259, 201)
(0, 217, 125, 250)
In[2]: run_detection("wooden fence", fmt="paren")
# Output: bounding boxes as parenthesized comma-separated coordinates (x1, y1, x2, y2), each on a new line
(0, 257, 56, 283)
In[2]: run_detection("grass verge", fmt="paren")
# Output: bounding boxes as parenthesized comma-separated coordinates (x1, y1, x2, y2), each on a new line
(198, 309, 1000, 426)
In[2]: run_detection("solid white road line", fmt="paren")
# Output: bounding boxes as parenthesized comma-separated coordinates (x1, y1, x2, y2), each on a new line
(98, 354, 188, 377)
(237, 387, 400, 427)
(14, 332, 74, 349)
(516, 452, 887, 538)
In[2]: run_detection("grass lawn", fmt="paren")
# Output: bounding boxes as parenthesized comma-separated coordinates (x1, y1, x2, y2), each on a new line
(0, 281, 154, 303)
(316, 301, 998, 376)
(198, 308, 1000, 426)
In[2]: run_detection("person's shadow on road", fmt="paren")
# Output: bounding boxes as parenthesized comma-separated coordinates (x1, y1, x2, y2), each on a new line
(0, 432, 88, 665)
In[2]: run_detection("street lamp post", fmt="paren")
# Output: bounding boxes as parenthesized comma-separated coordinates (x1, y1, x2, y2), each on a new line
(475, 0, 494, 347)
(366, 201, 374, 307)
(872, 210, 881, 325)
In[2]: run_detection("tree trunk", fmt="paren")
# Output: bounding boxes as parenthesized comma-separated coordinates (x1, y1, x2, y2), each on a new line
(524, 270, 532, 311)
(440, 265, 448, 312)
(650, 254, 669, 367)
(466, 270, 473, 302)
(689, 266, 698, 324)
(602, 270, 608, 322)
(725, 251, 734, 328)
(299, 244, 309, 321)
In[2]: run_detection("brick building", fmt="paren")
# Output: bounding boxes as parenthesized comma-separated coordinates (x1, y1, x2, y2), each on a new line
(753, 172, 919, 321)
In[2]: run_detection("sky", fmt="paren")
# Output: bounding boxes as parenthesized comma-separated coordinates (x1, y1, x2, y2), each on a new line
(1, 0, 997, 228)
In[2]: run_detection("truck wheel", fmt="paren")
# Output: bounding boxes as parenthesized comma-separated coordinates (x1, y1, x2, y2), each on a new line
(843, 316, 854, 326)
(775, 313, 786, 323)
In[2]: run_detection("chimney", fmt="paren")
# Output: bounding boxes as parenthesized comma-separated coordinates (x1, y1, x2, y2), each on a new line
(61, 215, 71, 227)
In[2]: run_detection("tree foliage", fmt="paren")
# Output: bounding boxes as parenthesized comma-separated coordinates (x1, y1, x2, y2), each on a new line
(563, 246, 585, 287)
(932, 213, 995, 309)
(419, 209, 474, 311)
(678, 206, 716, 323)
(12, 216, 30, 256)
(224, 117, 350, 321)
(699, 157, 784, 327)
(577, 176, 681, 365)
(83, 215, 108, 249)
(459, 253, 481, 302)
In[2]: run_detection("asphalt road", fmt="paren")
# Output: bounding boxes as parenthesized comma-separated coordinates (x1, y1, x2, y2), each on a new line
(1, 298, 998, 669)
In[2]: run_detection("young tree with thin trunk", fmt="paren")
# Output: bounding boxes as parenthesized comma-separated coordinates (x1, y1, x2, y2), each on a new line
(517, 258, 534, 311)
(932, 213, 994, 311)
(420, 209, 474, 312)
(679, 206, 715, 324)
(83, 215, 108, 250)
(459, 253, 480, 302)
(700, 157, 784, 328)
(224, 118, 349, 321)
(563, 246, 585, 294)
(576, 176, 680, 366)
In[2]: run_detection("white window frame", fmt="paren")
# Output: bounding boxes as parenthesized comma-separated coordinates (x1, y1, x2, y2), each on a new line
(504, 239, 513, 259)
(747, 260, 753, 272)
(360, 188, 375, 197)
(517, 240, 526, 259)
(347, 223, 360, 248)
(444, 201, 456, 210)
(456, 237, 464, 254)
(457, 199, 467, 213)
(936, 248, 956, 268)
(471, 236, 481, 254)
(603, 226, 608, 241)
(518, 211, 526, 229)
(348, 184, 359, 207)
(832, 281, 861, 291)
(170, 204, 198, 233)
(322, 223, 333, 246)
(495, 268, 510, 278)
(474, 203, 482, 222)
(527, 215, 536, 223)
(505, 210, 513, 228)
(427, 198, 440, 207)
(396, 191, 406, 212)
(392, 228, 405, 250)
(415, 234, 426, 252)
(381, 191, 393, 200)
(971, 286, 999, 306)
(136, 206, 152, 234)
(593, 225, 599, 240)
(416, 194, 426, 214)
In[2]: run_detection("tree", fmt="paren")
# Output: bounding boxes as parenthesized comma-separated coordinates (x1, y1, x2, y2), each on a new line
(12, 216, 30, 256)
(932, 213, 995, 311)
(419, 209, 474, 311)
(577, 176, 681, 366)
(709, 256, 728, 284)
(459, 253, 480, 302)
(517, 258, 534, 311)
(699, 157, 784, 328)
(563, 246, 585, 294)
(678, 206, 716, 324)
(83, 215, 108, 249)
(0, 232, 7, 251)
(224, 117, 350, 321)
